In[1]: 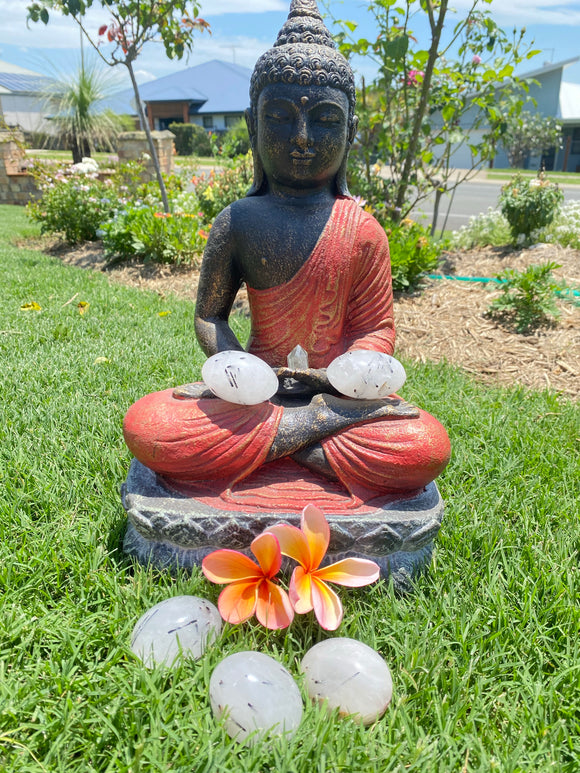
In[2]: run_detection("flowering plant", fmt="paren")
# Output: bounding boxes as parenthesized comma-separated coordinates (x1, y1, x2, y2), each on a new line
(202, 505, 380, 631)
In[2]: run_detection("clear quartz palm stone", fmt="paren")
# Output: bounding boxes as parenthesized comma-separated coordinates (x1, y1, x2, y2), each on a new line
(130, 596, 222, 668)
(209, 651, 303, 744)
(327, 350, 406, 399)
(201, 351, 279, 405)
(301, 638, 393, 725)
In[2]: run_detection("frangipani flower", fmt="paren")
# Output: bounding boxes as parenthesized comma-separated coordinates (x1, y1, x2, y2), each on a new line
(267, 505, 380, 631)
(201, 532, 294, 630)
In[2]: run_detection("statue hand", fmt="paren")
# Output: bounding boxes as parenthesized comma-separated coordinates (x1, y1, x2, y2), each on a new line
(173, 382, 216, 400)
(275, 367, 339, 395)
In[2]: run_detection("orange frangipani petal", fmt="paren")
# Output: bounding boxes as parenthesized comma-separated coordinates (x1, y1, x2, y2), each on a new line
(255, 579, 294, 630)
(315, 557, 380, 587)
(311, 576, 344, 631)
(201, 549, 262, 584)
(250, 532, 282, 578)
(266, 523, 311, 569)
(289, 565, 314, 614)
(301, 504, 330, 570)
(217, 580, 258, 624)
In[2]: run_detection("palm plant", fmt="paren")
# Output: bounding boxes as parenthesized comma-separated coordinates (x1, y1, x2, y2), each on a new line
(43, 62, 126, 163)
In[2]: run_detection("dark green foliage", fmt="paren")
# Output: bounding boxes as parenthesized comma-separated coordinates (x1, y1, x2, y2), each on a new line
(499, 174, 564, 242)
(220, 118, 251, 158)
(488, 261, 563, 333)
(169, 122, 213, 157)
(386, 217, 442, 291)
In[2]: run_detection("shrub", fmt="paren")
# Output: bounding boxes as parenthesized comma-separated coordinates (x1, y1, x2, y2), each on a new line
(487, 261, 562, 333)
(27, 160, 120, 244)
(386, 217, 442, 291)
(448, 208, 511, 249)
(192, 153, 254, 221)
(544, 200, 580, 249)
(100, 206, 207, 265)
(220, 119, 251, 158)
(169, 123, 213, 157)
(499, 173, 564, 243)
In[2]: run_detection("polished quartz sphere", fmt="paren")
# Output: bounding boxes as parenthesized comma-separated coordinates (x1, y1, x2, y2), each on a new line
(327, 350, 406, 398)
(201, 350, 279, 405)
(130, 596, 222, 668)
(209, 651, 303, 743)
(301, 637, 393, 725)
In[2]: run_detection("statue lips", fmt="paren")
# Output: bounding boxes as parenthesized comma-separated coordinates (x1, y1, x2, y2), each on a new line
(290, 151, 315, 164)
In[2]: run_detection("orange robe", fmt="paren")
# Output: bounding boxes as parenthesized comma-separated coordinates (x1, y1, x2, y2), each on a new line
(123, 197, 450, 502)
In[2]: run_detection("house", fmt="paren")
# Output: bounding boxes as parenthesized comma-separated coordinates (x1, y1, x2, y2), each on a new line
(438, 57, 580, 171)
(0, 59, 52, 134)
(133, 59, 252, 133)
(492, 56, 580, 172)
(557, 80, 580, 172)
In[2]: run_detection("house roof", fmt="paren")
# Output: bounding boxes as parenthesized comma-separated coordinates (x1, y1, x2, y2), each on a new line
(0, 73, 52, 93)
(137, 59, 252, 114)
(519, 56, 580, 82)
(0, 58, 43, 76)
(558, 81, 580, 122)
(0, 59, 51, 93)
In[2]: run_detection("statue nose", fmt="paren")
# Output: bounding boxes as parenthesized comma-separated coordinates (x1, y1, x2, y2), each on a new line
(292, 115, 311, 148)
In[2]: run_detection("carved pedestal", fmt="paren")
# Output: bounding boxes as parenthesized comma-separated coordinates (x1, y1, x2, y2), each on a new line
(121, 459, 444, 593)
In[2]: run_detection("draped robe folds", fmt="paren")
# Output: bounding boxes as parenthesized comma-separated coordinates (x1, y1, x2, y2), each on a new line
(123, 197, 451, 507)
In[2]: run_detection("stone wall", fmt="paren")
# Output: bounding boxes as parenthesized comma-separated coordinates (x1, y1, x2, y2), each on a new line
(117, 130, 175, 181)
(0, 130, 39, 205)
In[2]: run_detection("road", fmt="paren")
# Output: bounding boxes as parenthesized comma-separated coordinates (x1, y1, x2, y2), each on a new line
(411, 179, 580, 234)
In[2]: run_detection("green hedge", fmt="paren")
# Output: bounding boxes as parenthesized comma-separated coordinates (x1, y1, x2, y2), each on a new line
(169, 122, 213, 157)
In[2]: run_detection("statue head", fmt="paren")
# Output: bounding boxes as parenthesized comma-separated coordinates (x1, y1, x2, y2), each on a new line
(246, 0, 357, 196)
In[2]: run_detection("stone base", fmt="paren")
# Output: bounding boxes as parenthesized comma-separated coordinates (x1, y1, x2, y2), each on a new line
(121, 459, 444, 593)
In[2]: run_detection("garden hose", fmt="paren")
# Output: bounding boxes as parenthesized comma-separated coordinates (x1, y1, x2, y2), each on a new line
(424, 273, 580, 303)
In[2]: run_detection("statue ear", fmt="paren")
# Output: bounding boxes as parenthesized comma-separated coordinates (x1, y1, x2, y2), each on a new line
(349, 114, 359, 145)
(245, 108, 256, 145)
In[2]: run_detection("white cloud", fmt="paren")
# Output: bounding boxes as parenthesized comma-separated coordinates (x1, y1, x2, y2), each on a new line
(449, 0, 580, 26)
(0, 0, 286, 50)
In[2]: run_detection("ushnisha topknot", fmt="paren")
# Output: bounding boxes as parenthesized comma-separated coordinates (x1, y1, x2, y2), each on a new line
(249, 0, 356, 118)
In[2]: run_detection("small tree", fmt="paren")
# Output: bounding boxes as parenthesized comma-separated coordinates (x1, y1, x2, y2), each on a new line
(27, 0, 209, 212)
(42, 61, 125, 162)
(332, 0, 539, 228)
(501, 112, 562, 168)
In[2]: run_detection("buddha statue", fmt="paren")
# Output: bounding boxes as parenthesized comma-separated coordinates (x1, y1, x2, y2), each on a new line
(122, 0, 451, 517)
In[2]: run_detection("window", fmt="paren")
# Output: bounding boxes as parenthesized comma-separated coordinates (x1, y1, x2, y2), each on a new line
(571, 127, 580, 155)
(202, 115, 214, 129)
(224, 114, 242, 128)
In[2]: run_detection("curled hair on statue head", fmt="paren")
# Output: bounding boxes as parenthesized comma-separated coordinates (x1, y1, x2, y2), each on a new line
(245, 0, 358, 196)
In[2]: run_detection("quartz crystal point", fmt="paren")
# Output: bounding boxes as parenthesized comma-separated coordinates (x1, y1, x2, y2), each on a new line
(287, 344, 309, 370)
(209, 651, 303, 743)
(327, 350, 406, 399)
(301, 638, 393, 725)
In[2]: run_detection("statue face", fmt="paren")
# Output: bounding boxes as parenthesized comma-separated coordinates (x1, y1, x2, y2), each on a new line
(256, 82, 350, 193)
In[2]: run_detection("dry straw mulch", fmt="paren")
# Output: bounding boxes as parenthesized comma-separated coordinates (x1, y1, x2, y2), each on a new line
(35, 237, 580, 400)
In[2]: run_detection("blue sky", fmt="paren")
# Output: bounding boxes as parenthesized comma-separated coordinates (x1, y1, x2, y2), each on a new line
(0, 0, 579, 90)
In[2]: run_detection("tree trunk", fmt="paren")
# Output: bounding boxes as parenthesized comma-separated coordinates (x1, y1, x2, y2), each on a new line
(125, 58, 171, 214)
(393, 0, 448, 221)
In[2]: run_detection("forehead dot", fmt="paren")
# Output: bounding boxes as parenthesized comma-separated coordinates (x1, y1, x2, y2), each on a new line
(301, 96, 309, 106)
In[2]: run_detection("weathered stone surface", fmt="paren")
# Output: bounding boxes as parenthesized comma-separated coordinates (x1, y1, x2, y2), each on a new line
(121, 459, 444, 592)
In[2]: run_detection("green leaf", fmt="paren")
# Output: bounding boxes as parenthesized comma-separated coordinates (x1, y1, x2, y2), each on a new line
(40, 7, 49, 24)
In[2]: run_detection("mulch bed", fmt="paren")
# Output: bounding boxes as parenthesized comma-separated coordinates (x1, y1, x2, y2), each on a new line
(24, 237, 580, 399)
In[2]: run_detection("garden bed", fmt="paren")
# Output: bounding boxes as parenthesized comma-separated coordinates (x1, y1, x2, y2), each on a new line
(28, 236, 580, 399)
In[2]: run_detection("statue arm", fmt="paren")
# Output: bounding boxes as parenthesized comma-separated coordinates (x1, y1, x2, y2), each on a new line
(345, 216, 396, 355)
(194, 207, 244, 357)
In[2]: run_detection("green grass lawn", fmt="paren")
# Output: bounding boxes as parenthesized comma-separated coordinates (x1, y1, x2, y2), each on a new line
(0, 204, 579, 772)
(485, 169, 580, 185)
